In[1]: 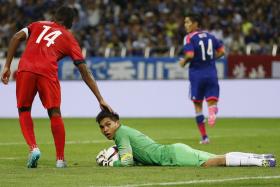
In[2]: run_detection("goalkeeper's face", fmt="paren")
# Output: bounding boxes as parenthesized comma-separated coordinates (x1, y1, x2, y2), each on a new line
(99, 117, 120, 140)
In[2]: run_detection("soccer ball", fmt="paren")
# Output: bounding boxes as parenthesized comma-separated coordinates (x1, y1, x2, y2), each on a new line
(104, 145, 119, 162)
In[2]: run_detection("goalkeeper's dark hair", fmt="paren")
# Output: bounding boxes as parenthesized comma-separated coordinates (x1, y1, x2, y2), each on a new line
(185, 13, 202, 27)
(54, 6, 75, 29)
(96, 110, 120, 124)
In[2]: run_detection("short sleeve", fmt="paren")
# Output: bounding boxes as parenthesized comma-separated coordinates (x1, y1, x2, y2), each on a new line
(183, 42, 194, 55)
(68, 35, 85, 65)
(213, 37, 224, 50)
(182, 35, 194, 54)
(21, 28, 29, 38)
(26, 22, 36, 37)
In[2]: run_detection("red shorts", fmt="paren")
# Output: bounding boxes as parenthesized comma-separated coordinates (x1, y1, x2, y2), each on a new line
(16, 71, 61, 109)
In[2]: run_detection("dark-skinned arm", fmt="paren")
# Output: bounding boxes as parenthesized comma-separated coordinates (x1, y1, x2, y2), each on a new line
(1, 31, 26, 84)
(77, 63, 113, 112)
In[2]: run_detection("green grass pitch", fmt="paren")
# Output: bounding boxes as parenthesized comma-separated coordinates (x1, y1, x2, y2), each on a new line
(0, 118, 279, 187)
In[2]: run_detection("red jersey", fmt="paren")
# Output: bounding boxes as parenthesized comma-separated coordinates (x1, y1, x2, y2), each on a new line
(18, 21, 84, 80)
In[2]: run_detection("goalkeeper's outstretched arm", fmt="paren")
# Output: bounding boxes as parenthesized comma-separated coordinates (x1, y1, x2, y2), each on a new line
(113, 152, 134, 167)
(113, 136, 134, 167)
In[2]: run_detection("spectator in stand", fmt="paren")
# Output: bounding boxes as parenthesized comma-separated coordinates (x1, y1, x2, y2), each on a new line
(0, 0, 279, 58)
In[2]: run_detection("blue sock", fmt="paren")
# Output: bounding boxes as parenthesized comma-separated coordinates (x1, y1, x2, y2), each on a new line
(195, 113, 207, 138)
(195, 113, 205, 124)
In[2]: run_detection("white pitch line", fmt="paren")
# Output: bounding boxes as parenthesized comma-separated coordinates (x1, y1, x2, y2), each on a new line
(0, 140, 110, 146)
(0, 137, 186, 146)
(91, 176, 280, 187)
(0, 157, 23, 160)
(0, 136, 225, 146)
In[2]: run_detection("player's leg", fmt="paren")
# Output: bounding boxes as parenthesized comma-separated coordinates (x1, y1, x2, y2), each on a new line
(225, 152, 276, 167)
(169, 143, 274, 167)
(190, 79, 209, 144)
(205, 77, 219, 127)
(226, 152, 275, 159)
(206, 99, 218, 127)
(194, 102, 209, 144)
(202, 155, 225, 167)
(171, 143, 216, 166)
(16, 71, 41, 168)
(37, 77, 66, 168)
(18, 107, 37, 151)
(204, 152, 276, 167)
(47, 107, 66, 168)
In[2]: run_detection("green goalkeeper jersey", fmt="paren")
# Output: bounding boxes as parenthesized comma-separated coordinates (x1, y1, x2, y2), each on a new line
(112, 125, 215, 167)
(113, 125, 164, 166)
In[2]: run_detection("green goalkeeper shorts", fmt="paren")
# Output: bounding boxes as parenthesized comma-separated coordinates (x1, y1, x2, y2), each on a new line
(161, 143, 216, 166)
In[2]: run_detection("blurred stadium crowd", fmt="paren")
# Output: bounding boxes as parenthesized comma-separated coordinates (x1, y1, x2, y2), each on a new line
(0, 0, 279, 57)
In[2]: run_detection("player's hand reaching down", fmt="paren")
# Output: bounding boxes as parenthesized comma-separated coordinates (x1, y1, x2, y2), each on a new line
(99, 99, 113, 113)
(1, 66, 11, 84)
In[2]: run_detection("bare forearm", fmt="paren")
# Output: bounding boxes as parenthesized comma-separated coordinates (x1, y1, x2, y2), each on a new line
(79, 64, 104, 102)
(1, 31, 25, 84)
(5, 31, 26, 68)
(5, 36, 22, 68)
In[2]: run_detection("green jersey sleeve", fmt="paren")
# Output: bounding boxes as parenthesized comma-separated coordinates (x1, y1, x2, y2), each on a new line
(112, 125, 164, 167)
(113, 128, 134, 167)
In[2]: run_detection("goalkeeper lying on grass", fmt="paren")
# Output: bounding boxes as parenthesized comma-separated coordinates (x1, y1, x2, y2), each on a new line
(95, 110, 276, 167)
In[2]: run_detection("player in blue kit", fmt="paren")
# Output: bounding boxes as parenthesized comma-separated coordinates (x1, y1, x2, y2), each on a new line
(179, 13, 225, 144)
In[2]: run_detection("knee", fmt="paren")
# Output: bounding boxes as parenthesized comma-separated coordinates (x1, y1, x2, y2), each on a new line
(195, 115, 205, 124)
(47, 107, 61, 118)
(18, 106, 31, 113)
(202, 156, 226, 167)
(207, 100, 217, 106)
(194, 102, 203, 112)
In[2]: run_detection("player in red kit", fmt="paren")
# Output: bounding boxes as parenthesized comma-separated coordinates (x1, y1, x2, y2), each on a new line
(0, 7, 113, 168)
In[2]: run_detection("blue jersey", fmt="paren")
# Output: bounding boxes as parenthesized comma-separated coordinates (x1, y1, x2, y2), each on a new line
(183, 31, 223, 78)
